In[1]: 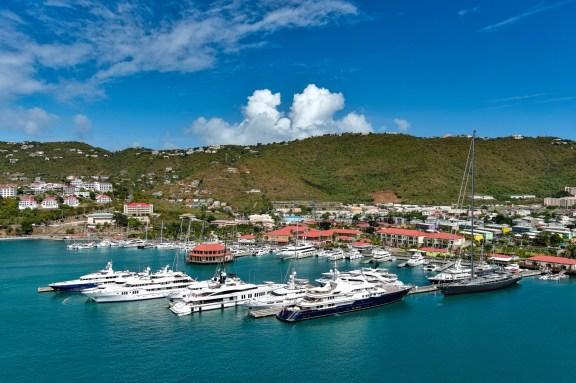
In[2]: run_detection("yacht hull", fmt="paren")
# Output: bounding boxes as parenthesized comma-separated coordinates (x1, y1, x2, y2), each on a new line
(276, 287, 411, 322)
(437, 275, 522, 295)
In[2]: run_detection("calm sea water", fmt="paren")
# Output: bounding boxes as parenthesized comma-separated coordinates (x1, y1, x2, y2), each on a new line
(1, 240, 574, 383)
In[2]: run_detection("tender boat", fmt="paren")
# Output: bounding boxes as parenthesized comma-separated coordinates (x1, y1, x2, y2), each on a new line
(49, 261, 133, 292)
(427, 259, 472, 284)
(82, 265, 196, 302)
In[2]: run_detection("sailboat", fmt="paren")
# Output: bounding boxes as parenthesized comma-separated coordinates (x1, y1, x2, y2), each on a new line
(437, 131, 522, 295)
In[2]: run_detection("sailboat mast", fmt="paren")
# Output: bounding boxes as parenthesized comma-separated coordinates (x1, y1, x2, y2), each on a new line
(470, 130, 476, 276)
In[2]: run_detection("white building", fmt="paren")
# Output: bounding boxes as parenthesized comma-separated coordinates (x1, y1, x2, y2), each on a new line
(123, 202, 154, 216)
(63, 195, 80, 207)
(96, 194, 113, 204)
(0, 184, 18, 198)
(41, 197, 59, 209)
(19, 197, 38, 210)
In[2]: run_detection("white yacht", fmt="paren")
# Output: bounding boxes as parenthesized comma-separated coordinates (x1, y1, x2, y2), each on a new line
(277, 265, 412, 322)
(82, 265, 196, 302)
(277, 242, 318, 259)
(169, 270, 284, 316)
(49, 261, 134, 292)
(245, 271, 311, 312)
(427, 259, 471, 284)
(406, 249, 426, 266)
(371, 248, 394, 262)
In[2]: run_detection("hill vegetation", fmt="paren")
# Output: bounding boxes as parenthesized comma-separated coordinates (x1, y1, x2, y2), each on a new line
(2, 134, 576, 209)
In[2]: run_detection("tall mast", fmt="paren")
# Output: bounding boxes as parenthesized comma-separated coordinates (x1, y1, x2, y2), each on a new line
(470, 131, 476, 276)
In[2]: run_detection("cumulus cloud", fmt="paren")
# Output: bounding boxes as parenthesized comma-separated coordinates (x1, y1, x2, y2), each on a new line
(72, 114, 93, 138)
(393, 118, 410, 132)
(0, 107, 59, 136)
(186, 84, 373, 145)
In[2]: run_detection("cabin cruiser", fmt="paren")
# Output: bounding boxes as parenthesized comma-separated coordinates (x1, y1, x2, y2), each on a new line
(277, 243, 318, 259)
(276, 266, 412, 322)
(406, 250, 426, 266)
(49, 261, 134, 292)
(169, 270, 284, 316)
(371, 248, 394, 262)
(82, 265, 196, 302)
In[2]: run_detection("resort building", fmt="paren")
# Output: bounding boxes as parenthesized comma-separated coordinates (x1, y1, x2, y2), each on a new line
(0, 184, 18, 198)
(123, 202, 154, 216)
(262, 225, 308, 244)
(186, 243, 233, 264)
(377, 227, 464, 249)
(18, 197, 38, 210)
(63, 195, 80, 207)
(40, 197, 59, 209)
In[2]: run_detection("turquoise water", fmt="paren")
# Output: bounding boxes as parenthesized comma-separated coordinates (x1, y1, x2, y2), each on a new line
(1, 240, 575, 383)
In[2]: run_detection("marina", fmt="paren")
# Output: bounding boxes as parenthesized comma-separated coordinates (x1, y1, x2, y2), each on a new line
(3, 239, 576, 383)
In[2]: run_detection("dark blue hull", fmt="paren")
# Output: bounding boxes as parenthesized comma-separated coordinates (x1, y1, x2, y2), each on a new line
(49, 282, 98, 292)
(276, 287, 411, 322)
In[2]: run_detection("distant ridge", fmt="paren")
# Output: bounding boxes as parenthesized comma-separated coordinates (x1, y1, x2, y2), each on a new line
(2, 133, 575, 208)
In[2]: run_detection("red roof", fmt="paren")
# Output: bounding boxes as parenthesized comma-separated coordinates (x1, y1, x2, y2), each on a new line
(338, 237, 355, 242)
(333, 229, 361, 235)
(192, 243, 226, 252)
(127, 202, 149, 206)
(239, 234, 256, 239)
(426, 232, 464, 240)
(526, 255, 576, 265)
(377, 228, 428, 236)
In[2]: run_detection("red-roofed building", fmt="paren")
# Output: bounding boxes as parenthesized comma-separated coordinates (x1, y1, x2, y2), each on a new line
(238, 234, 256, 244)
(18, 197, 37, 210)
(377, 228, 464, 249)
(263, 225, 307, 244)
(298, 229, 335, 246)
(186, 243, 233, 264)
(523, 255, 576, 274)
(123, 202, 154, 216)
(332, 228, 361, 242)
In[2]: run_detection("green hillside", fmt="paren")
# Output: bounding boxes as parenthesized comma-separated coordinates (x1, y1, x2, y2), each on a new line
(2, 134, 575, 209)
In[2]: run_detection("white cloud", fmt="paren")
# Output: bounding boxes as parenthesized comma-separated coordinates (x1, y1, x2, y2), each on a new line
(458, 7, 480, 17)
(14, 107, 59, 135)
(72, 114, 92, 138)
(393, 118, 410, 132)
(0, 1, 358, 102)
(480, 2, 568, 33)
(186, 84, 373, 145)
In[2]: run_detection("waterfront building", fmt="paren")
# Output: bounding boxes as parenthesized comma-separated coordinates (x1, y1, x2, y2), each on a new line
(0, 184, 18, 198)
(263, 225, 308, 244)
(18, 197, 38, 210)
(185, 243, 233, 264)
(123, 202, 153, 216)
(523, 255, 576, 274)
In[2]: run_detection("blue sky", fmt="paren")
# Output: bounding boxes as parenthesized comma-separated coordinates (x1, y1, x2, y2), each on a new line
(0, 0, 574, 150)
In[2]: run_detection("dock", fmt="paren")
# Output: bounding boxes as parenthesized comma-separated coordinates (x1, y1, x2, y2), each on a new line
(37, 286, 54, 293)
(407, 285, 438, 295)
(249, 308, 279, 318)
